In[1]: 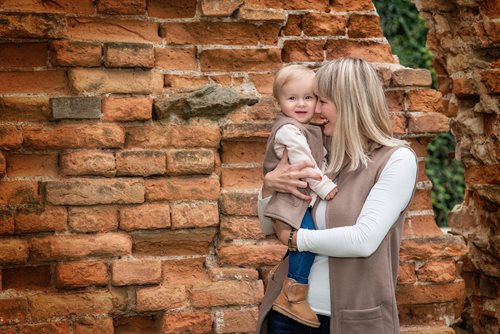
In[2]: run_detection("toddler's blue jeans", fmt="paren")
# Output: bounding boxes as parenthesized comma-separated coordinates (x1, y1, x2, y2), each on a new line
(287, 207, 316, 284)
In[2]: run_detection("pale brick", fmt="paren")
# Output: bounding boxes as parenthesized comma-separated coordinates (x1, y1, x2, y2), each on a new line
(136, 285, 188, 311)
(200, 0, 243, 16)
(222, 122, 271, 140)
(189, 280, 263, 307)
(408, 112, 449, 134)
(208, 267, 259, 281)
(220, 189, 258, 216)
(112, 259, 162, 286)
(120, 203, 170, 231)
(60, 151, 116, 177)
(50, 40, 102, 67)
(219, 307, 259, 333)
(162, 258, 210, 285)
(0, 239, 30, 265)
(23, 124, 125, 150)
(69, 68, 163, 94)
(162, 311, 212, 334)
(154, 47, 197, 70)
(103, 95, 152, 121)
(145, 175, 220, 201)
(132, 228, 216, 256)
(171, 201, 219, 229)
(7, 153, 58, 177)
(245, 0, 328, 10)
(239, 6, 285, 21)
(220, 216, 265, 240)
(15, 206, 67, 233)
(116, 150, 166, 176)
(50, 97, 101, 120)
(56, 261, 109, 288)
(166, 149, 214, 175)
(403, 215, 442, 238)
(31, 232, 132, 262)
(104, 43, 154, 68)
(217, 243, 286, 267)
(392, 68, 433, 87)
(46, 178, 144, 205)
(69, 206, 119, 233)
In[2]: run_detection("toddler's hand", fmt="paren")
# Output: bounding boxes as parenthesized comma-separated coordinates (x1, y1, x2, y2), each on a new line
(325, 187, 338, 200)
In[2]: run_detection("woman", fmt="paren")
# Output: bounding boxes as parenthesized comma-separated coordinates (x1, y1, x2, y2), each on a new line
(256, 58, 418, 334)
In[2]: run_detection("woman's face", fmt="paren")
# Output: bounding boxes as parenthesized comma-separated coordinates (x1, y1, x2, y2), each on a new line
(316, 96, 337, 136)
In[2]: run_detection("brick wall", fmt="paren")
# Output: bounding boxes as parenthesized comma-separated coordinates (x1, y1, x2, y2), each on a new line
(415, 0, 499, 333)
(0, 1, 467, 333)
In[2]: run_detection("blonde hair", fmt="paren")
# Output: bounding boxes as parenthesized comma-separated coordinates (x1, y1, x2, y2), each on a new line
(273, 64, 315, 100)
(314, 58, 404, 173)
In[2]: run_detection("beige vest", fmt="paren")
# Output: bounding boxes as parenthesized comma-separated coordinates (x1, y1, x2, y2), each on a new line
(256, 144, 417, 334)
(263, 113, 325, 229)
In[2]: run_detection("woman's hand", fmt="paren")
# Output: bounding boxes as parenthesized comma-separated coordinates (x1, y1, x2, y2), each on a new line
(273, 220, 293, 245)
(263, 150, 321, 201)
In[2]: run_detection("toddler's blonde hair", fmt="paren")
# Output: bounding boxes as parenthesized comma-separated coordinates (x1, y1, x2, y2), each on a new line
(273, 64, 315, 100)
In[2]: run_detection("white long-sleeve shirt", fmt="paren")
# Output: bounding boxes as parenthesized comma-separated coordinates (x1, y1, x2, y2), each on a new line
(258, 147, 417, 315)
(274, 124, 337, 203)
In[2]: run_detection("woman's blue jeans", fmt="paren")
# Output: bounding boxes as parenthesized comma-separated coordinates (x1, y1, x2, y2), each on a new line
(268, 310, 330, 334)
(288, 208, 316, 284)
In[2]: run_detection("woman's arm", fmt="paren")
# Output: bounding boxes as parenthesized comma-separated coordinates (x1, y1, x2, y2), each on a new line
(296, 147, 417, 257)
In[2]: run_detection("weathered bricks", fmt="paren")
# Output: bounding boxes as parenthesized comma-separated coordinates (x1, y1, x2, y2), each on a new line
(102, 96, 152, 121)
(0, 42, 47, 67)
(0, 13, 66, 38)
(60, 151, 116, 177)
(171, 202, 219, 229)
(116, 150, 166, 176)
(120, 203, 170, 231)
(0, 96, 50, 122)
(189, 280, 264, 307)
(2, 265, 51, 291)
(56, 261, 109, 288)
(0, 181, 40, 205)
(112, 259, 162, 286)
(166, 149, 214, 175)
(132, 229, 216, 256)
(104, 43, 154, 68)
(145, 175, 220, 201)
(0, 239, 30, 265)
(7, 153, 58, 177)
(50, 97, 101, 120)
(136, 285, 188, 312)
(50, 40, 102, 67)
(96, 0, 146, 15)
(69, 206, 119, 233)
(15, 206, 67, 233)
(162, 311, 212, 334)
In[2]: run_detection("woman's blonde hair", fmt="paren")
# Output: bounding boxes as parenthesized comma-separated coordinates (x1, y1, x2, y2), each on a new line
(314, 58, 404, 173)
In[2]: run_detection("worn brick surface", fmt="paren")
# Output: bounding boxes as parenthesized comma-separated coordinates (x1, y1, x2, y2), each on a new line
(68, 206, 119, 233)
(50, 97, 101, 120)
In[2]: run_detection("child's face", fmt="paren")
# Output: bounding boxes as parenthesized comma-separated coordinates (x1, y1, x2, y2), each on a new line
(278, 75, 317, 124)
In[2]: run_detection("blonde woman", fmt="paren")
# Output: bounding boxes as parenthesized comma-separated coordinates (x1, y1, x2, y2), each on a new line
(256, 58, 418, 334)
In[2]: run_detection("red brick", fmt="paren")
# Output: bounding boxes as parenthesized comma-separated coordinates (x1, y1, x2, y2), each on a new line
(162, 258, 210, 285)
(136, 285, 189, 311)
(114, 315, 161, 334)
(50, 40, 102, 67)
(222, 122, 272, 140)
(60, 151, 115, 177)
(209, 267, 259, 281)
(200, 48, 281, 72)
(386, 90, 405, 112)
(19, 321, 70, 334)
(2, 265, 51, 290)
(464, 164, 500, 185)
(148, 0, 197, 18)
(325, 40, 395, 63)
(0, 297, 29, 325)
(0, 70, 67, 94)
(0, 239, 29, 265)
(417, 260, 457, 283)
(0, 13, 66, 38)
(0, 96, 50, 122)
(74, 318, 114, 334)
(283, 14, 302, 36)
(408, 112, 449, 134)
(116, 150, 166, 176)
(171, 202, 219, 229)
(69, 68, 163, 94)
(407, 89, 443, 113)
(164, 22, 279, 46)
(189, 280, 263, 307)
(164, 74, 210, 90)
(0, 43, 47, 67)
(409, 188, 433, 211)
(0, 181, 40, 205)
(391, 113, 407, 135)
(403, 215, 443, 238)
(31, 233, 132, 262)
(104, 43, 154, 68)
(397, 262, 417, 284)
(0, 153, 4, 176)
(162, 311, 212, 334)
(220, 189, 258, 215)
(209, 75, 245, 87)
(132, 229, 216, 256)
(400, 235, 467, 261)
(221, 141, 267, 164)
(302, 13, 346, 36)
(15, 206, 67, 233)
(220, 216, 265, 241)
(239, 6, 285, 21)
(28, 290, 127, 321)
(408, 138, 430, 158)
(396, 280, 465, 305)
(217, 243, 286, 266)
(146, 176, 219, 201)
(0, 0, 94, 14)
(250, 73, 274, 95)
(103, 96, 152, 121)
(200, 0, 243, 16)
(111, 259, 162, 286)
(23, 124, 124, 150)
(125, 124, 170, 148)
(166, 149, 214, 175)
(69, 206, 119, 233)
(219, 307, 259, 333)
(330, 0, 374, 11)
(347, 14, 383, 38)
(96, 0, 146, 15)
(245, 0, 328, 10)
(154, 47, 197, 70)
(221, 167, 263, 189)
(282, 40, 325, 62)
(67, 17, 160, 43)
(392, 69, 433, 87)
(452, 77, 477, 96)
(7, 153, 58, 177)
(170, 122, 221, 148)
(120, 203, 170, 231)
(0, 327, 16, 334)
(0, 209, 14, 235)
(0, 125, 22, 150)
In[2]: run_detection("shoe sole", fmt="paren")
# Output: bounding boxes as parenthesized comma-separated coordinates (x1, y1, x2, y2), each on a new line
(272, 304, 321, 328)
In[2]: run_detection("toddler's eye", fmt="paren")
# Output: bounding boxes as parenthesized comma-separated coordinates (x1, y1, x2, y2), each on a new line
(288, 97, 296, 101)
(305, 96, 315, 100)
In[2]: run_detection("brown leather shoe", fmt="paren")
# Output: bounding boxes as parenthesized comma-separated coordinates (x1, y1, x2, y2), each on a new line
(272, 277, 321, 328)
